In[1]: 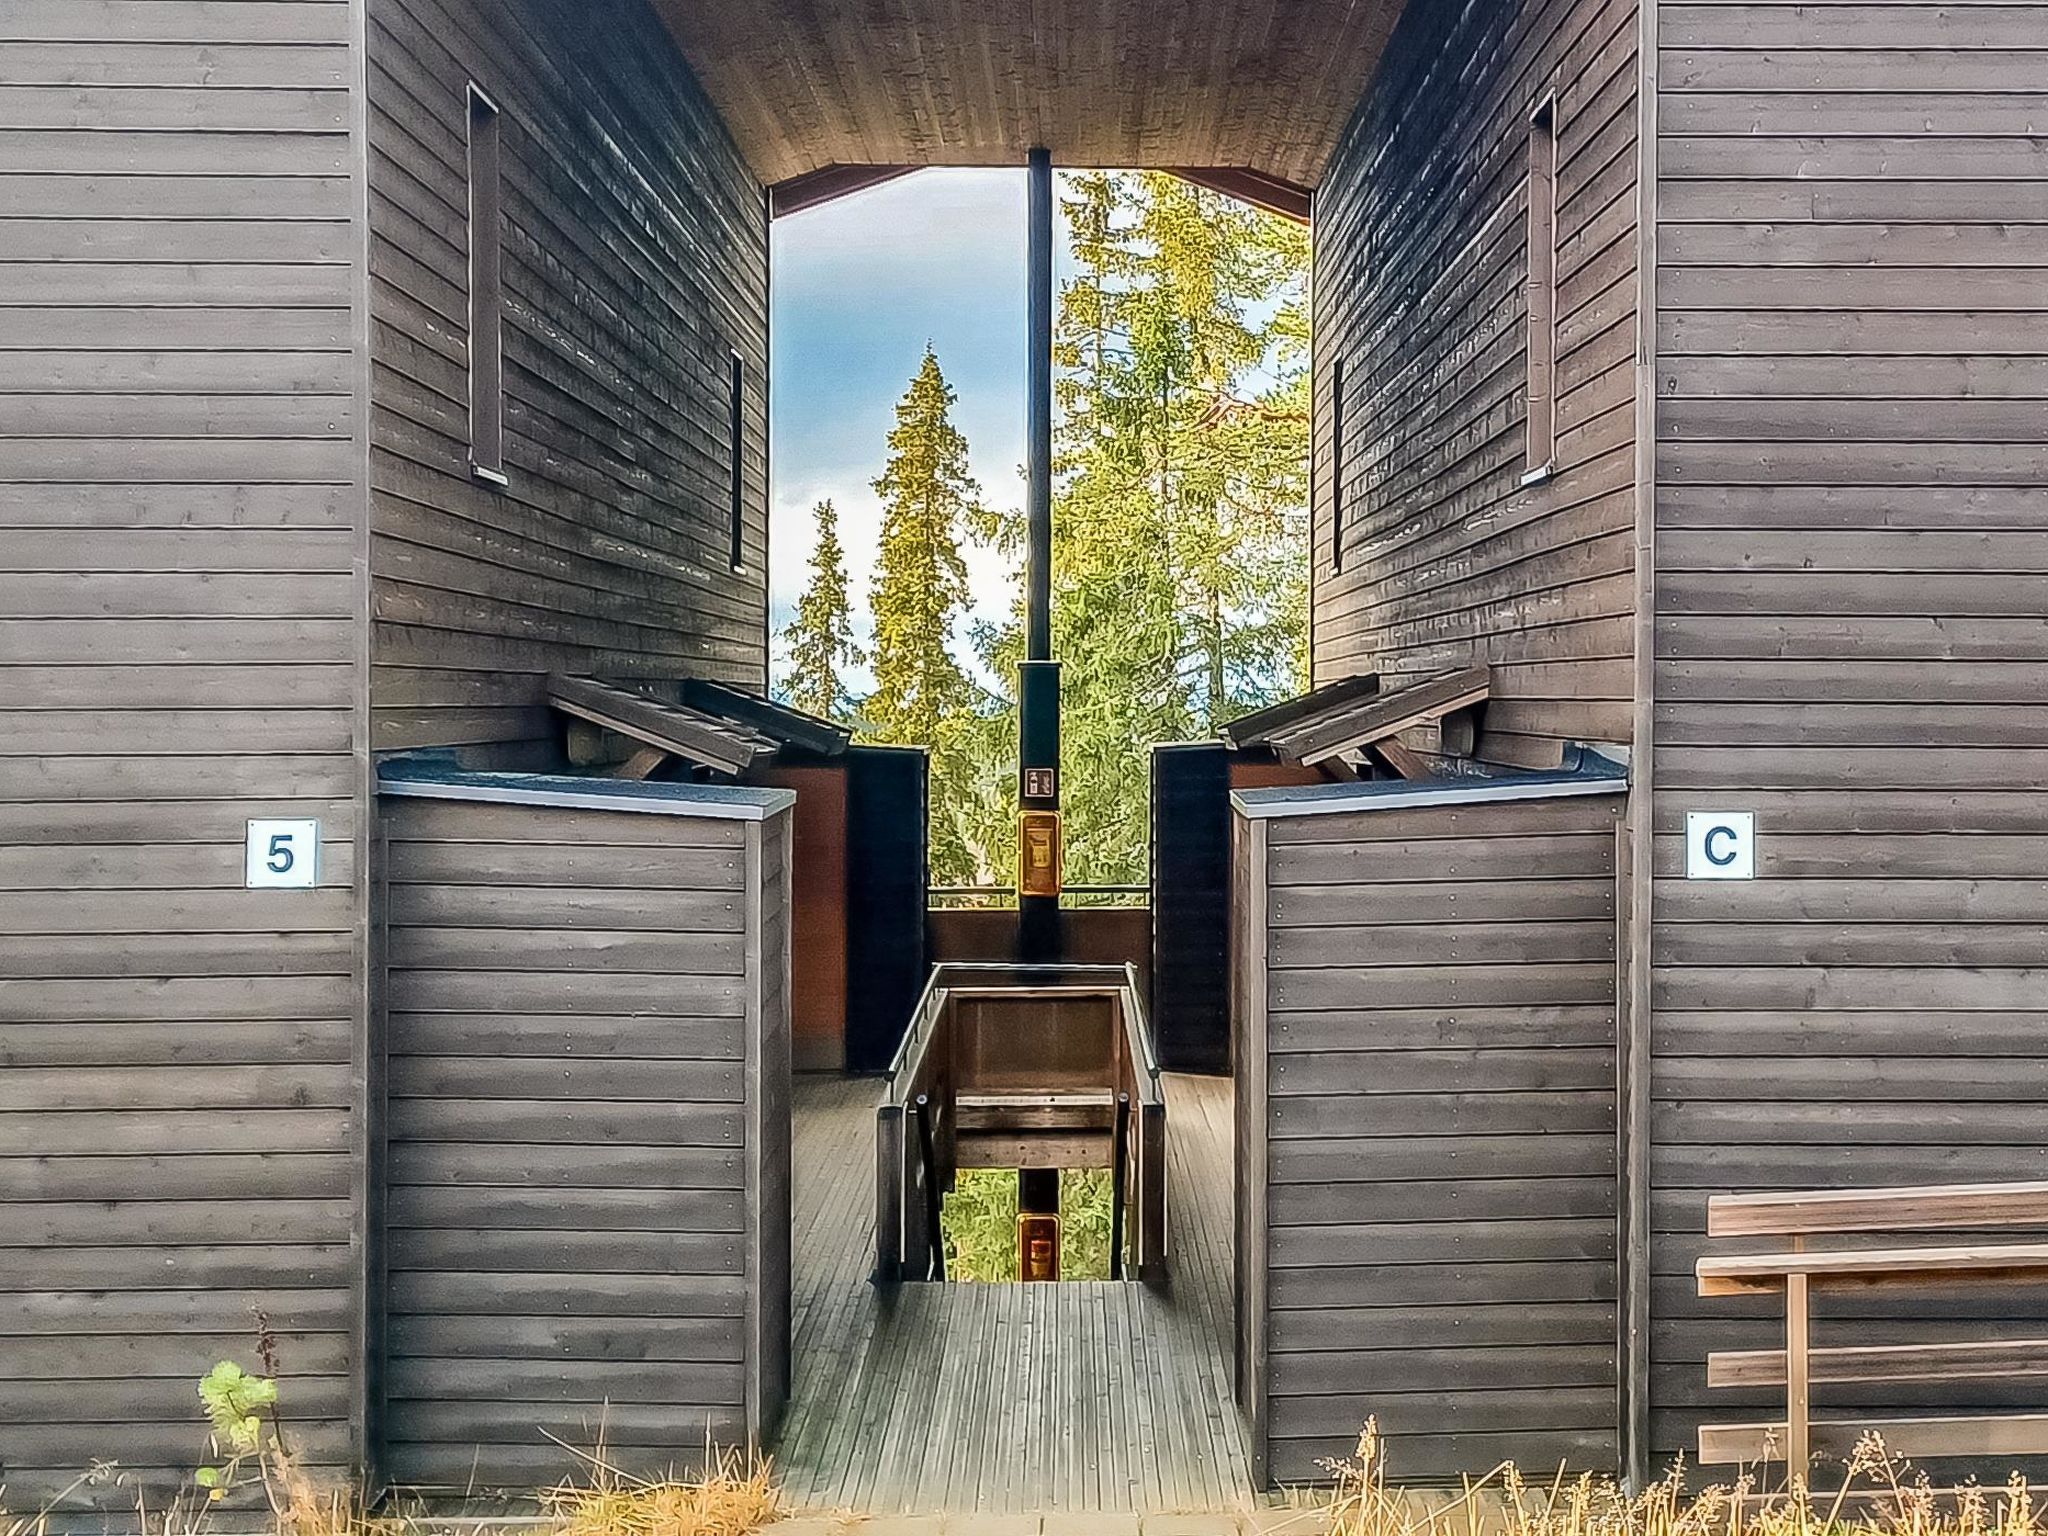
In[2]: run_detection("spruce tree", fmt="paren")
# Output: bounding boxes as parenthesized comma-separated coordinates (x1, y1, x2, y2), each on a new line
(865, 347, 985, 749)
(781, 499, 864, 723)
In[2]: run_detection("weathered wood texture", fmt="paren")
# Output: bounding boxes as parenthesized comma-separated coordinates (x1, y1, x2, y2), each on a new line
(775, 1074, 1257, 1511)
(1310, 0, 1640, 766)
(0, 0, 367, 1513)
(1238, 790, 1626, 1484)
(1648, 0, 2048, 1474)
(378, 793, 790, 1486)
(366, 0, 769, 763)
(649, 0, 1406, 188)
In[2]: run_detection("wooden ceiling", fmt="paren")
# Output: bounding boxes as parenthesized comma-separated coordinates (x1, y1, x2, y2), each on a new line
(650, 0, 1407, 192)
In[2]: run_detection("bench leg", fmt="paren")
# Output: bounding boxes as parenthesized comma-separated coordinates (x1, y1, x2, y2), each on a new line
(1786, 1269, 1811, 1484)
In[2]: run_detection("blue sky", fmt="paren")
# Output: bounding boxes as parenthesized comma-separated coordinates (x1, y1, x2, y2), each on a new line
(768, 169, 1048, 687)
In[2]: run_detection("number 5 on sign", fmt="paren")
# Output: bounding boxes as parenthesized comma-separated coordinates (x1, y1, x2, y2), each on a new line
(246, 819, 320, 889)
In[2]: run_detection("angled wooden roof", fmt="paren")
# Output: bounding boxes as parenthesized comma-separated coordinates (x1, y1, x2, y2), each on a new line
(548, 674, 779, 777)
(1244, 666, 1494, 767)
(651, 0, 1406, 190)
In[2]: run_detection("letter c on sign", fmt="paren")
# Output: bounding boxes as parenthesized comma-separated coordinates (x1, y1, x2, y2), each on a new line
(1704, 824, 1738, 867)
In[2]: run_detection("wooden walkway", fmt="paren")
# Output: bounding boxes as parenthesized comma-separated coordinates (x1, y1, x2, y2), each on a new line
(774, 1074, 1257, 1513)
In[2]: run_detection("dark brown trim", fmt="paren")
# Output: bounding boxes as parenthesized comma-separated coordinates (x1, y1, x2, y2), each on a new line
(768, 163, 919, 217)
(1169, 167, 1313, 224)
(465, 80, 505, 483)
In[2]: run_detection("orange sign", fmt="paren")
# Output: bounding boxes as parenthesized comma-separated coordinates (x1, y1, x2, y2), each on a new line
(1018, 810, 1062, 898)
(1019, 1212, 1061, 1281)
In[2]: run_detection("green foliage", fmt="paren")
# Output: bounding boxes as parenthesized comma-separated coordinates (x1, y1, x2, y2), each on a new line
(195, 1359, 278, 1497)
(780, 499, 865, 723)
(981, 172, 1311, 884)
(862, 346, 1004, 883)
(782, 177, 1308, 889)
(939, 1168, 1117, 1282)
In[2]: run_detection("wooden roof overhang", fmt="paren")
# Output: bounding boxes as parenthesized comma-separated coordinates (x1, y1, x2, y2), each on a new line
(547, 674, 849, 781)
(650, 0, 1406, 201)
(1225, 665, 1494, 768)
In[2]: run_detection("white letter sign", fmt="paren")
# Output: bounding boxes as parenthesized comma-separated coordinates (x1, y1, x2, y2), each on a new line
(1685, 810, 1754, 880)
(246, 819, 320, 889)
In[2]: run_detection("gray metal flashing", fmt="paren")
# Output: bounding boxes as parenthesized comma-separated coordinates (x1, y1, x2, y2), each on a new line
(378, 764, 794, 821)
(1231, 748, 1628, 821)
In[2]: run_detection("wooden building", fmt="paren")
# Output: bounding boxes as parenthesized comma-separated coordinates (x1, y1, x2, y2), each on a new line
(3, 0, 2044, 1513)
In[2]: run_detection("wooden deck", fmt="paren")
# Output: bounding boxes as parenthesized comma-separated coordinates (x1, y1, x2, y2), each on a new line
(775, 1073, 1257, 1513)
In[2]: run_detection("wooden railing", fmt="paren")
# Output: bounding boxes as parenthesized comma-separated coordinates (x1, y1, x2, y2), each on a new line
(874, 962, 1167, 1284)
(1696, 1180, 2048, 1475)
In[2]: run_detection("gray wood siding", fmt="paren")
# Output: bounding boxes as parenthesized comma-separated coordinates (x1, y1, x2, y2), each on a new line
(0, 0, 367, 1512)
(1648, 1, 2048, 1473)
(379, 795, 787, 1485)
(366, 0, 769, 763)
(1240, 791, 1625, 1484)
(1310, 0, 1639, 766)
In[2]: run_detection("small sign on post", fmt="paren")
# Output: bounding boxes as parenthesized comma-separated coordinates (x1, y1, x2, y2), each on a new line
(246, 818, 320, 889)
(1685, 811, 1754, 880)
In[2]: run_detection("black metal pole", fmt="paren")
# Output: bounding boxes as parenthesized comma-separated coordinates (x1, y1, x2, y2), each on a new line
(1025, 147, 1053, 663)
(1017, 146, 1062, 966)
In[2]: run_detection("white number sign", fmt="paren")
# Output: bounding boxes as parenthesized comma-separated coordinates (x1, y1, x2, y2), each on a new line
(1685, 810, 1755, 880)
(246, 819, 320, 889)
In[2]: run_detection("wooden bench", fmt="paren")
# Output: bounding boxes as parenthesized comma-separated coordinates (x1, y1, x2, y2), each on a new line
(1696, 1180, 2048, 1475)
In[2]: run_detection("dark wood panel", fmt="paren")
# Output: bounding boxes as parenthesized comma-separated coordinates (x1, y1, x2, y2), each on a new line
(379, 791, 785, 1489)
(1650, 0, 2048, 1476)
(1309, 0, 1639, 764)
(1240, 787, 1624, 1482)
(367, 0, 768, 760)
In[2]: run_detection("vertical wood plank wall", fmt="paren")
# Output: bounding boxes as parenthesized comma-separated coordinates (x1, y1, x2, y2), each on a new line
(0, 0, 368, 1511)
(379, 795, 789, 1485)
(1310, 0, 1640, 766)
(365, 0, 769, 763)
(1238, 790, 1626, 1483)
(1649, 2, 2048, 1469)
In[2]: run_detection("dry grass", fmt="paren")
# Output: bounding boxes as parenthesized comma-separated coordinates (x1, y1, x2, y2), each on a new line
(1, 1442, 779, 1536)
(1325, 1419, 2043, 1536)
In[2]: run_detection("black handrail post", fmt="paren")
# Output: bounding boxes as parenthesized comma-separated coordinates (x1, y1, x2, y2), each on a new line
(1110, 1090, 1130, 1281)
(914, 1093, 946, 1281)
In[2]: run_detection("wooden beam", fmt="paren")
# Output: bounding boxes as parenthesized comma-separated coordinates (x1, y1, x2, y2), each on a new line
(1169, 167, 1312, 223)
(1268, 665, 1493, 765)
(1366, 739, 1435, 780)
(547, 674, 772, 776)
(1221, 672, 1378, 749)
(612, 745, 669, 781)
(1697, 1242, 2048, 1297)
(769, 164, 919, 218)
(1709, 1180, 2048, 1238)
(1710, 1339, 2048, 1389)
(1700, 1414, 2048, 1467)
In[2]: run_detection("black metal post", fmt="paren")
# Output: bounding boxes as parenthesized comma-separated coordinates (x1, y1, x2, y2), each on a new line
(1018, 145, 1062, 966)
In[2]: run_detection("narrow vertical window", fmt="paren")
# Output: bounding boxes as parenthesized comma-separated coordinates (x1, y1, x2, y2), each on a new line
(728, 352, 746, 573)
(1524, 98, 1558, 480)
(466, 83, 505, 484)
(1329, 355, 1346, 574)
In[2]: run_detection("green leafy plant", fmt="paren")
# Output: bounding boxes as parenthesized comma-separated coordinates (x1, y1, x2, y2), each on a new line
(194, 1360, 278, 1498)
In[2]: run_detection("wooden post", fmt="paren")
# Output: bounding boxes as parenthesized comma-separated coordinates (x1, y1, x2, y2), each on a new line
(1785, 1269, 1811, 1482)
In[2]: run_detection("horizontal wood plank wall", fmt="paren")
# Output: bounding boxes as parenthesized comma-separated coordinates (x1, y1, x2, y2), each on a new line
(1253, 793, 1625, 1483)
(1310, 0, 1640, 765)
(0, 0, 366, 1513)
(366, 0, 768, 763)
(379, 796, 759, 1485)
(1649, 0, 2048, 1473)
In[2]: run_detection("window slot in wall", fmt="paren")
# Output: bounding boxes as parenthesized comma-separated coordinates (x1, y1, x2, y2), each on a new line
(1330, 354, 1346, 574)
(728, 352, 746, 573)
(1522, 97, 1558, 483)
(466, 82, 506, 485)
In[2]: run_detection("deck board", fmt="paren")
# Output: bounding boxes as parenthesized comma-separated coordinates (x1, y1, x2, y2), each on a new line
(775, 1073, 1257, 1513)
